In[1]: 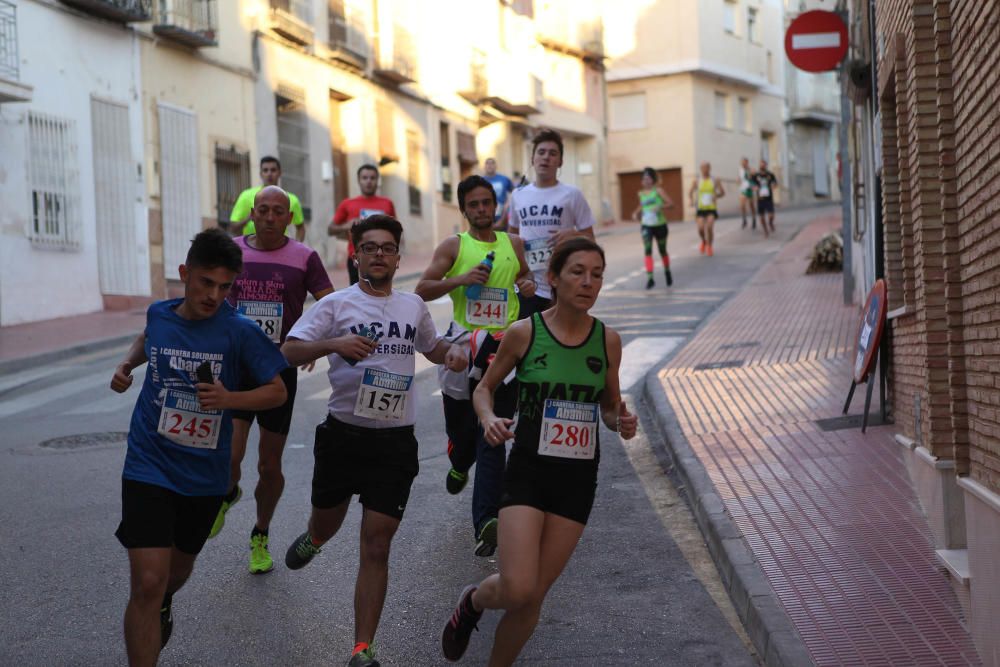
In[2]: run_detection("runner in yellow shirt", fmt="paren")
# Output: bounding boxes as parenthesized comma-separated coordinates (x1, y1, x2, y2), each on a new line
(688, 161, 724, 256)
(229, 156, 306, 241)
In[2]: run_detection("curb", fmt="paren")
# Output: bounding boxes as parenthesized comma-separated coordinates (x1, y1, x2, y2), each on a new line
(0, 332, 138, 377)
(642, 370, 816, 667)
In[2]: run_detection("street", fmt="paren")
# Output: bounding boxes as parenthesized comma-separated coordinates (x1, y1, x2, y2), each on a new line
(0, 209, 822, 666)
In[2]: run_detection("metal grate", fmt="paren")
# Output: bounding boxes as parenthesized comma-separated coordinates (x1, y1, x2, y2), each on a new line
(276, 88, 310, 220)
(214, 144, 251, 225)
(692, 360, 744, 371)
(0, 0, 17, 81)
(27, 112, 81, 250)
(718, 341, 760, 350)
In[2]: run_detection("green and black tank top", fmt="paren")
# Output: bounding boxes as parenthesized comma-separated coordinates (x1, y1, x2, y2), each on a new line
(514, 313, 607, 465)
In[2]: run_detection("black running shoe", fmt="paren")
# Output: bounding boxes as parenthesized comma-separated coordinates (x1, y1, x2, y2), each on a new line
(473, 518, 498, 557)
(285, 532, 322, 570)
(645, 277, 655, 290)
(446, 468, 469, 495)
(160, 602, 173, 649)
(442, 585, 483, 662)
(347, 646, 380, 667)
(665, 270, 673, 286)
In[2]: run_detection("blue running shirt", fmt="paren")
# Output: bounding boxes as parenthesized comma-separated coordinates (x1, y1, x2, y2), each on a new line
(122, 299, 288, 496)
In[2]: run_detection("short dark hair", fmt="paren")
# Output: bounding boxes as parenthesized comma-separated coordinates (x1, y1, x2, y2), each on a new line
(642, 167, 658, 182)
(457, 175, 497, 212)
(260, 155, 281, 170)
(351, 214, 403, 248)
(357, 164, 380, 179)
(548, 237, 606, 303)
(531, 128, 563, 157)
(186, 228, 243, 273)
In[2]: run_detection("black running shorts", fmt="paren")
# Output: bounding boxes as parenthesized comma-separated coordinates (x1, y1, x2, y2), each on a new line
(231, 366, 298, 436)
(641, 225, 668, 241)
(500, 450, 598, 525)
(695, 208, 718, 219)
(115, 479, 223, 555)
(757, 198, 775, 214)
(311, 415, 419, 521)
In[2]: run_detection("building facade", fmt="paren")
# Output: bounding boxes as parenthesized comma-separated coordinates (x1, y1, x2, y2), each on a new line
(604, 0, 786, 221)
(847, 0, 1000, 662)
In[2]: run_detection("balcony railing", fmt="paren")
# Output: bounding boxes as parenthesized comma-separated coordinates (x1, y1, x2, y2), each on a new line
(328, 2, 369, 67)
(269, 0, 314, 45)
(153, 0, 218, 48)
(0, 1, 17, 81)
(373, 24, 416, 84)
(535, 3, 603, 61)
(59, 0, 152, 23)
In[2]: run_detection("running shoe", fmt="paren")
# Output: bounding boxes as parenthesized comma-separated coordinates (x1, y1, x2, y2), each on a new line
(208, 485, 241, 539)
(707, 245, 714, 257)
(665, 270, 673, 287)
(446, 468, 469, 495)
(160, 601, 173, 649)
(473, 518, 498, 557)
(347, 646, 380, 667)
(741, 219, 747, 229)
(699, 241, 706, 254)
(249, 533, 274, 574)
(645, 277, 655, 290)
(442, 585, 483, 662)
(285, 532, 322, 570)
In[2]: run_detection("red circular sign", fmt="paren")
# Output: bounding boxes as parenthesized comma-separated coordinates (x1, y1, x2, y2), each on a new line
(785, 10, 849, 73)
(853, 279, 887, 383)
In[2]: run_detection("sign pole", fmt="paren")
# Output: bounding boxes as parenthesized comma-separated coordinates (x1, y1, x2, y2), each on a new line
(838, 8, 854, 306)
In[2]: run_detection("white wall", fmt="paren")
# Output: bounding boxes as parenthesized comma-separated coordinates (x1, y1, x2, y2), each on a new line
(0, 2, 147, 325)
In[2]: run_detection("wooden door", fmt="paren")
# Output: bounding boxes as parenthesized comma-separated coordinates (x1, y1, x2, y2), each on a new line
(618, 168, 684, 222)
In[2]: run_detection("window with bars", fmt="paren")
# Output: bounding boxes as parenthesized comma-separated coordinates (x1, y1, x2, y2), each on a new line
(27, 112, 81, 250)
(214, 144, 251, 225)
(276, 86, 311, 220)
(440, 122, 452, 203)
(407, 130, 421, 216)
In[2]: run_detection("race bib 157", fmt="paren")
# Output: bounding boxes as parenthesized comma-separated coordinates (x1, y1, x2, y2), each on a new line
(353, 368, 413, 420)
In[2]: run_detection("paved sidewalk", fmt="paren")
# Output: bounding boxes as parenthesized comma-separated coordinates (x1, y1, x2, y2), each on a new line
(645, 214, 982, 666)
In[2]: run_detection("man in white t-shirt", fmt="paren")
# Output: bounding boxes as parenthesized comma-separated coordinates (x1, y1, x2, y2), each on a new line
(508, 128, 597, 318)
(279, 214, 467, 667)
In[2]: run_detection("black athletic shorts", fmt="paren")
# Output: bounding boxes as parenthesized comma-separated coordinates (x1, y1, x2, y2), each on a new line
(695, 208, 718, 219)
(757, 198, 775, 214)
(231, 366, 298, 435)
(518, 294, 552, 320)
(115, 479, 223, 555)
(641, 225, 668, 241)
(500, 450, 598, 525)
(311, 415, 419, 520)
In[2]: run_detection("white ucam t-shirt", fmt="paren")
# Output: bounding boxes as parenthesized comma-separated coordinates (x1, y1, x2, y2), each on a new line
(287, 284, 440, 428)
(509, 182, 596, 299)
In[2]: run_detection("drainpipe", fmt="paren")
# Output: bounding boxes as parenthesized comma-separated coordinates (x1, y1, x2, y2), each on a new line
(838, 1, 854, 305)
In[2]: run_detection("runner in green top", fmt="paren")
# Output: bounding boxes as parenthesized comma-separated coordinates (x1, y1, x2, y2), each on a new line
(416, 175, 535, 557)
(442, 237, 638, 665)
(229, 156, 306, 241)
(630, 167, 675, 289)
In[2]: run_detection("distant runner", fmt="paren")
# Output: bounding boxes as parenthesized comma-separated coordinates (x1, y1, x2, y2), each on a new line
(753, 159, 779, 237)
(738, 157, 757, 231)
(630, 166, 674, 289)
(328, 164, 397, 286)
(689, 162, 724, 256)
(230, 156, 306, 242)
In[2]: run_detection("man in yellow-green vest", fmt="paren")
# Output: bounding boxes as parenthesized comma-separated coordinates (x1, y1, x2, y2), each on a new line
(415, 175, 535, 558)
(230, 156, 306, 241)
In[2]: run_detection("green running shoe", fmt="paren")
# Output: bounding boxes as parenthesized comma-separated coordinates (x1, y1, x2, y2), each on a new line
(249, 533, 274, 574)
(160, 601, 173, 649)
(285, 532, 322, 570)
(473, 518, 498, 557)
(208, 485, 242, 539)
(346, 645, 380, 667)
(446, 468, 469, 495)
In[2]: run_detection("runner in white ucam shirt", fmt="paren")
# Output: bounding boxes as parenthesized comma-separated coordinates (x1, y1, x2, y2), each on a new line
(279, 215, 467, 667)
(508, 128, 596, 318)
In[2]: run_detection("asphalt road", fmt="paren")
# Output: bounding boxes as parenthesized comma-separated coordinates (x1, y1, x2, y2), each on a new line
(0, 207, 829, 666)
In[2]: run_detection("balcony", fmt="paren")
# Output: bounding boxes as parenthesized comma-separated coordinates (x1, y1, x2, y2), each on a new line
(59, 0, 152, 23)
(373, 24, 416, 85)
(788, 69, 840, 125)
(153, 0, 217, 48)
(535, 2, 603, 62)
(268, 0, 313, 46)
(0, 1, 31, 104)
(458, 56, 488, 105)
(328, 2, 368, 69)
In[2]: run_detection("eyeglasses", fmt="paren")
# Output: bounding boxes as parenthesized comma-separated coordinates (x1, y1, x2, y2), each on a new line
(358, 242, 399, 256)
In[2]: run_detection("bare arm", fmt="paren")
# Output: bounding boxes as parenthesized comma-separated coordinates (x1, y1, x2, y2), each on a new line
(281, 334, 378, 367)
(473, 320, 531, 445)
(312, 287, 335, 300)
(110, 333, 148, 393)
(414, 237, 490, 302)
(656, 186, 675, 209)
(422, 339, 469, 372)
(598, 327, 637, 439)
(688, 178, 698, 205)
(197, 374, 286, 412)
(715, 179, 726, 198)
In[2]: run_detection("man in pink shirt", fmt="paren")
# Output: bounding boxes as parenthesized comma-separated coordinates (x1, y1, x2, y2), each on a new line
(328, 164, 397, 285)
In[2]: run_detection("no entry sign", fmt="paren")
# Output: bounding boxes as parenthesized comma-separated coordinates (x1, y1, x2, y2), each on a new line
(785, 10, 849, 73)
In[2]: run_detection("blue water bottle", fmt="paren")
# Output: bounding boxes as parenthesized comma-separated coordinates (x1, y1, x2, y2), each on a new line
(466, 251, 495, 300)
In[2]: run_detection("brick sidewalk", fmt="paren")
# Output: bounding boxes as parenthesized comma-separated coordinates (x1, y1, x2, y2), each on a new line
(651, 215, 981, 665)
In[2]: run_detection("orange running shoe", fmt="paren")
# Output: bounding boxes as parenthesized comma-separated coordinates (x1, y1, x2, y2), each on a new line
(699, 242, 706, 254)
(707, 244, 714, 256)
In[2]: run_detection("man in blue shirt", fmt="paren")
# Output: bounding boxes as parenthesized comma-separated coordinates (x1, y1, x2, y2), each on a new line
(483, 158, 514, 230)
(109, 228, 288, 665)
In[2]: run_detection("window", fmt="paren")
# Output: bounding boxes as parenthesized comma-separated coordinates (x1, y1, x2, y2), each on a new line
(457, 131, 477, 180)
(737, 97, 751, 133)
(747, 6, 759, 43)
(406, 130, 421, 215)
(714, 92, 731, 130)
(27, 111, 81, 249)
(609, 93, 647, 131)
(439, 122, 452, 203)
(276, 85, 311, 220)
(723, 0, 737, 35)
(214, 144, 251, 225)
(328, 0, 368, 61)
